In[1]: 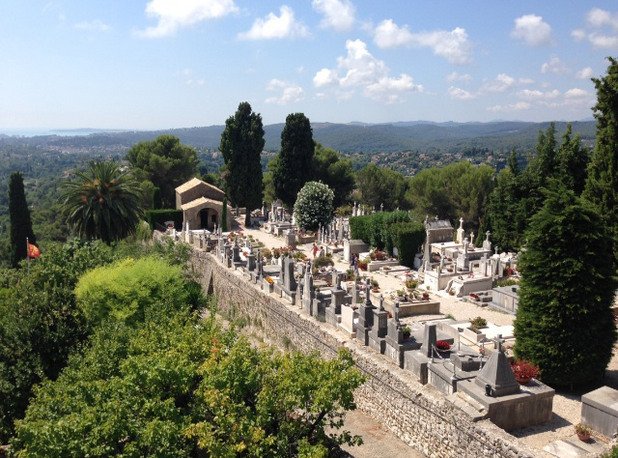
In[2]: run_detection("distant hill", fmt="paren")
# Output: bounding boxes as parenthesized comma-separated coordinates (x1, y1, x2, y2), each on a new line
(0, 121, 596, 154)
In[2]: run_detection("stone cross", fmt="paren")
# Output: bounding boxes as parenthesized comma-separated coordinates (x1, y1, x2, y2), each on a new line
(378, 294, 384, 311)
(380, 203, 384, 212)
(493, 334, 505, 352)
(394, 300, 400, 324)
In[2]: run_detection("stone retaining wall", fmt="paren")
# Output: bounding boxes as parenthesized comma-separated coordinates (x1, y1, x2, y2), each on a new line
(189, 249, 537, 458)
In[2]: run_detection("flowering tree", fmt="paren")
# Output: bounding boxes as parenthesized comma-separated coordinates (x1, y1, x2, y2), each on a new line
(293, 181, 334, 231)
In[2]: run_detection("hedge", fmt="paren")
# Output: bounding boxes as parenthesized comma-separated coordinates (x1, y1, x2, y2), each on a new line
(349, 212, 424, 267)
(145, 209, 183, 230)
(391, 221, 425, 268)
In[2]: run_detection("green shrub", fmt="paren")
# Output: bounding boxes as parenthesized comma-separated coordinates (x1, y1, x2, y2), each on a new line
(349, 215, 372, 242)
(144, 209, 182, 230)
(470, 316, 487, 331)
(391, 221, 425, 268)
(75, 257, 192, 327)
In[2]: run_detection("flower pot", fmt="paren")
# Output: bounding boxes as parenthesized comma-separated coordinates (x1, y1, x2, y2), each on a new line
(576, 432, 591, 442)
(515, 376, 532, 385)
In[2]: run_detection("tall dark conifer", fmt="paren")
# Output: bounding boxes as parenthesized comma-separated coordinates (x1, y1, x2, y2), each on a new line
(514, 185, 615, 388)
(9, 172, 36, 267)
(272, 113, 315, 208)
(220, 102, 265, 227)
(584, 57, 618, 264)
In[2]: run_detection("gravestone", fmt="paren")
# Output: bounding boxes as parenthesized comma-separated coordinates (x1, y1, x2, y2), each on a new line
(474, 336, 520, 397)
(326, 270, 346, 327)
(282, 257, 297, 305)
(368, 295, 388, 354)
(303, 261, 315, 316)
(247, 251, 256, 272)
(356, 279, 375, 346)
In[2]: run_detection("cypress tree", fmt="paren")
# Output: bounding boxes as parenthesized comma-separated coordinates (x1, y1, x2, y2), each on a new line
(514, 185, 615, 388)
(220, 102, 265, 227)
(584, 57, 618, 264)
(9, 172, 36, 267)
(272, 113, 315, 208)
(221, 196, 228, 232)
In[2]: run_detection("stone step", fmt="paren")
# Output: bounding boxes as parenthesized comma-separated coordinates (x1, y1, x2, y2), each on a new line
(543, 439, 593, 457)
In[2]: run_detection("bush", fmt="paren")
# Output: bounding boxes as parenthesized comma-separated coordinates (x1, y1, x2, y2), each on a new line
(469, 316, 487, 332)
(75, 257, 192, 327)
(293, 181, 334, 231)
(144, 209, 182, 230)
(391, 221, 425, 268)
(349, 215, 372, 242)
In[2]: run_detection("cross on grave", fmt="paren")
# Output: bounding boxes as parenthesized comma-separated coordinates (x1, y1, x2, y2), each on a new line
(493, 334, 505, 352)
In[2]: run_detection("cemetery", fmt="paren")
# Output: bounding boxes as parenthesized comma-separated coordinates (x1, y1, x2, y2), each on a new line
(156, 191, 618, 457)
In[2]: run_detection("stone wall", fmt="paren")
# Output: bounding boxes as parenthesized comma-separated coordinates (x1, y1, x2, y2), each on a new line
(189, 249, 537, 458)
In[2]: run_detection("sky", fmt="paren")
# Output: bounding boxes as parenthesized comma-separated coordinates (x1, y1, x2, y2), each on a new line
(1, 0, 617, 130)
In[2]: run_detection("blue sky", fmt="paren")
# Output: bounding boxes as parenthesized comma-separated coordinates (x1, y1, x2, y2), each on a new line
(1, 0, 617, 130)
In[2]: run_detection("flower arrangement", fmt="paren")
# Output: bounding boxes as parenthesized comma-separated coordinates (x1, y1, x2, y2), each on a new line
(574, 423, 592, 442)
(261, 248, 272, 260)
(358, 258, 368, 271)
(402, 325, 411, 339)
(510, 360, 539, 384)
(436, 340, 451, 351)
(265, 276, 274, 285)
(405, 279, 418, 290)
(469, 316, 487, 332)
(370, 250, 387, 261)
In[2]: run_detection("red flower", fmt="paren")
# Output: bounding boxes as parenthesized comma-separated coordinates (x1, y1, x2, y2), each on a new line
(436, 340, 450, 351)
(511, 360, 539, 380)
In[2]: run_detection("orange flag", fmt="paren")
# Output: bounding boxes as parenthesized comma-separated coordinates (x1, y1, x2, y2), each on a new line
(27, 242, 41, 259)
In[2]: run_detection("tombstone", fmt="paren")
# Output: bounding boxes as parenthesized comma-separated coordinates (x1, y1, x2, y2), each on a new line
(232, 240, 244, 268)
(277, 257, 286, 286)
(368, 294, 388, 354)
(385, 301, 419, 368)
(350, 278, 359, 306)
(285, 229, 296, 248)
(457, 238, 470, 271)
(422, 323, 438, 357)
(380, 202, 384, 212)
(356, 279, 375, 346)
(247, 251, 256, 272)
(456, 217, 465, 244)
(326, 270, 346, 327)
(481, 254, 488, 277)
(483, 230, 492, 252)
(303, 261, 315, 315)
(474, 336, 520, 397)
(283, 257, 297, 293)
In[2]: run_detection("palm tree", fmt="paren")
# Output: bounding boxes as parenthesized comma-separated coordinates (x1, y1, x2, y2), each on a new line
(61, 161, 143, 244)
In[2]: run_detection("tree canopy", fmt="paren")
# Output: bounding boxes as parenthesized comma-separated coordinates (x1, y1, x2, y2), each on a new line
(312, 144, 355, 209)
(513, 186, 616, 388)
(272, 113, 315, 208)
(293, 181, 334, 231)
(355, 163, 407, 211)
(61, 161, 143, 244)
(126, 135, 199, 208)
(220, 102, 265, 226)
(8, 172, 37, 267)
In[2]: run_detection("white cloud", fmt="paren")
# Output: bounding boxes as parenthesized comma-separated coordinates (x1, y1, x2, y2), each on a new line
(373, 19, 414, 48)
(587, 8, 618, 30)
(448, 86, 475, 100)
(265, 79, 304, 105)
(511, 14, 552, 46)
(312, 39, 422, 102)
(137, 0, 237, 38)
(179, 68, 205, 86)
(373, 19, 472, 65)
(483, 73, 515, 92)
(564, 88, 588, 98)
(517, 89, 560, 100)
(487, 102, 531, 112)
(446, 71, 472, 83)
(571, 29, 586, 41)
(588, 33, 618, 49)
(518, 77, 535, 84)
(576, 67, 594, 79)
(74, 19, 110, 32)
(541, 57, 568, 74)
(238, 5, 308, 40)
(311, 0, 355, 32)
(572, 9, 618, 49)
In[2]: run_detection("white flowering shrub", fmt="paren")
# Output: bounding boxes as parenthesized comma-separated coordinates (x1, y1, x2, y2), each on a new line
(293, 181, 334, 231)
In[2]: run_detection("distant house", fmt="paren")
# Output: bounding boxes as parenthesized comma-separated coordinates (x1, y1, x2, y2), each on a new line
(175, 178, 232, 231)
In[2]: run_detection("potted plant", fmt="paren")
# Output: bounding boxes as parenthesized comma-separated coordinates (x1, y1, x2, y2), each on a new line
(469, 316, 487, 333)
(402, 325, 411, 340)
(435, 340, 451, 356)
(510, 360, 540, 385)
(405, 279, 418, 291)
(575, 423, 592, 442)
(358, 258, 369, 271)
(370, 278, 380, 292)
(422, 292, 430, 300)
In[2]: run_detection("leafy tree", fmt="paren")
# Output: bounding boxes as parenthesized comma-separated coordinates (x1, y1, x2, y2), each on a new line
(220, 102, 265, 227)
(356, 163, 407, 211)
(61, 161, 143, 244)
(75, 257, 194, 328)
(312, 144, 355, 208)
(126, 135, 199, 208)
(9, 172, 37, 267)
(293, 181, 334, 231)
(406, 161, 493, 233)
(0, 240, 117, 442)
(514, 186, 615, 388)
(584, 57, 618, 264)
(272, 113, 315, 208)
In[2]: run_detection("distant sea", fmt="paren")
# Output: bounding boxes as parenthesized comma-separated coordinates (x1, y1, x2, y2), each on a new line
(0, 128, 123, 137)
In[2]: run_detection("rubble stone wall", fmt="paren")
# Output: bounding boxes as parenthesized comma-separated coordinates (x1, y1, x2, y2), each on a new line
(190, 249, 537, 458)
